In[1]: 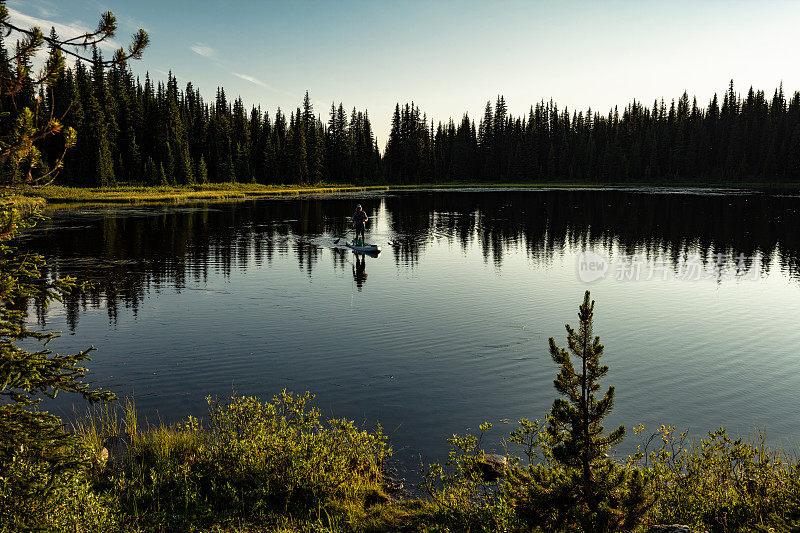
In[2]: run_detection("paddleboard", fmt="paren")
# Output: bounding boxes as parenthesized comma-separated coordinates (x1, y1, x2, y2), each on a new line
(346, 241, 381, 253)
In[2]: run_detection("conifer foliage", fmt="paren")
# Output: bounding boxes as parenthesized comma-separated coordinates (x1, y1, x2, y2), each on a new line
(510, 291, 649, 532)
(385, 88, 800, 184)
(547, 291, 626, 531)
(0, 0, 147, 186)
(0, 5, 142, 528)
(8, 33, 800, 186)
(0, 203, 117, 529)
(0, 36, 381, 187)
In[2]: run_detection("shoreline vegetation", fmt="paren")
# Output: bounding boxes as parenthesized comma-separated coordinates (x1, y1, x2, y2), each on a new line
(7, 180, 800, 208)
(9, 183, 390, 206)
(60, 391, 800, 533)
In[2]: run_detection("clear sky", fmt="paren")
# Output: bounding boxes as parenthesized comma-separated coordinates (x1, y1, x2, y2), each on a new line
(9, 0, 800, 148)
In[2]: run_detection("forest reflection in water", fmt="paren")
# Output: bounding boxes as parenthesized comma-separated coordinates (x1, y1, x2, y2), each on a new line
(25, 189, 800, 328)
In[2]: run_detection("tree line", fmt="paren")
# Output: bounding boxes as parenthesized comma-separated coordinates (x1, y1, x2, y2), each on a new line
(386, 85, 800, 184)
(7, 42, 800, 186)
(3, 38, 380, 187)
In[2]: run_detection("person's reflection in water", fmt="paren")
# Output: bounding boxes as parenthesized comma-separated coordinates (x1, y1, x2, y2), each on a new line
(353, 252, 368, 290)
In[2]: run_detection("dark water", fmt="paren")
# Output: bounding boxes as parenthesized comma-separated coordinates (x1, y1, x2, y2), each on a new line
(23, 189, 800, 477)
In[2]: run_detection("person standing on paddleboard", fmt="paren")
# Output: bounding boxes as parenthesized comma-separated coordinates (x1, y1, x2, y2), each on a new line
(352, 204, 368, 245)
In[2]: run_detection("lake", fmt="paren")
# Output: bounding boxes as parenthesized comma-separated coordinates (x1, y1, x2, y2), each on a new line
(24, 188, 800, 478)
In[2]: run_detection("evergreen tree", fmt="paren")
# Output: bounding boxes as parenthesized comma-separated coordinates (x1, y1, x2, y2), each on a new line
(164, 144, 176, 185)
(0, 1, 145, 186)
(196, 155, 208, 184)
(143, 156, 157, 184)
(509, 292, 649, 532)
(158, 162, 168, 186)
(0, 201, 117, 528)
(287, 109, 308, 184)
(544, 291, 630, 532)
(0, 5, 146, 528)
(385, 104, 402, 182)
(96, 142, 115, 187)
(302, 91, 323, 183)
(177, 142, 195, 185)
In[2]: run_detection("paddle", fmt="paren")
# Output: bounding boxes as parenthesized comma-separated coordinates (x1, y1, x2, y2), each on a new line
(333, 229, 351, 244)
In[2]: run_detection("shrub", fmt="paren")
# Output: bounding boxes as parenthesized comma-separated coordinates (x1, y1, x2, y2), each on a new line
(116, 391, 390, 530)
(421, 422, 518, 531)
(636, 425, 798, 532)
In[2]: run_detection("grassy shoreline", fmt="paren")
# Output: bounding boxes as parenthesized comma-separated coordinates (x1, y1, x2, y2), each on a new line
(8, 183, 390, 206)
(391, 180, 800, 190)
(2, 194, 46, 212)
(7, 180, 800, 208)
(50, 393, 800, 533)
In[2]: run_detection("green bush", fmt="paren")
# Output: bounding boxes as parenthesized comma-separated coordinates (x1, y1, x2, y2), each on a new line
(115, 391, 390, 530)
(0, 415, 117, 532)
(634, 425, 799, 532)
(421, 422, 518, 531)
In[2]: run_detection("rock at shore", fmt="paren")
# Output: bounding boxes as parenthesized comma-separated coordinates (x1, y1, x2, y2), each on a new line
(102, 434, 131, 470)
(476, 453, 508, 481)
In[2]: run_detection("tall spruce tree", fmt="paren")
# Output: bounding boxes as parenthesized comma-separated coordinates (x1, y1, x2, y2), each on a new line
(287, 109, 308, 184)
(302, 91, 323, 183)
(143, 156, 157, 184)
(509, 292, 649, 532)
(545, 291, 633, 532)
(158, 161, 168, 185)
(196, 155, 208, 184)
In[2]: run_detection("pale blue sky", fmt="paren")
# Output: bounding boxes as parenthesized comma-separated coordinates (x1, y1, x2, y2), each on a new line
(9, 0, 800, 147)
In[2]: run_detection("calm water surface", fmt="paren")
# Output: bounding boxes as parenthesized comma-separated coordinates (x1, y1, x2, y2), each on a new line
(24, 189, 800, 476)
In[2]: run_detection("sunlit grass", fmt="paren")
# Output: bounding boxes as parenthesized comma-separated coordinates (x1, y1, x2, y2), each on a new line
(0, 194, 46, 212)
(14, 183, 389, 205)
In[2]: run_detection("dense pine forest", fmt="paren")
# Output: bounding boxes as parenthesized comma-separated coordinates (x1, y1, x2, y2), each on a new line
(8, 44, 800, 186)
(386, 84, 800, 184)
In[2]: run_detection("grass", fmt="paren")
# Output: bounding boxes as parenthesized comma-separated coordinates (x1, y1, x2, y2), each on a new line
(10, 179, 800, 209)
(0, 194, 46, 212)
(390, 180, 800, 190)
(9, 183, 389, 205)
